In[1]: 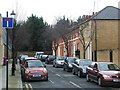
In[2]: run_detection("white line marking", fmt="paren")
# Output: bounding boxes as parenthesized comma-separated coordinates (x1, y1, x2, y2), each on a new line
(49, 80, 55, 84)
(56, 74, 61, 77)
(69, 81, 83, 89)
(63, 75, 75, 77)
(28, 83, 33, 90)
(25, 83, 29, 90)
(51, 70, 54, 72)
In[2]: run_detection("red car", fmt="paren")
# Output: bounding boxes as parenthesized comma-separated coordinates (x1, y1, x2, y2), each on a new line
(21, 60, 48, 81)
(86, 62, 120, 87)
(45, 55, 55, 64)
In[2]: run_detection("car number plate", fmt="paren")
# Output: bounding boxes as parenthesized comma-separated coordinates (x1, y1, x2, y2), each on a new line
(33, 75, 41, 77)
(113, 79, 120, 82)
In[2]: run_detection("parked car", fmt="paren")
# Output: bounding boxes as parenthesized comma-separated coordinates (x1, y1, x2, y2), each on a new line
(21, 57, 37, 66)
(34, 52, 44, 58)
(72, 59, 92, 77)
(53, 56, 65, 68)
(86, 62, 120, 87)
(38, 55, 48, 62)
(45, 55, 56, 64)
(63, 57, 78, 72)
(21, 60, 48, 82)
(19, 54, 29, 64)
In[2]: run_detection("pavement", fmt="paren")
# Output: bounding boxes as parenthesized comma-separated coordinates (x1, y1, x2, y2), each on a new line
(0, 60, 23, 90)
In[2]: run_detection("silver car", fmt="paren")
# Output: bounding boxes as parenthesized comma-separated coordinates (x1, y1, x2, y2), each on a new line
(53, 56, 65, 68)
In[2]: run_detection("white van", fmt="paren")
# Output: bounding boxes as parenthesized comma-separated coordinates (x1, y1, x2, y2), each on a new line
(34, 52, 44, 58)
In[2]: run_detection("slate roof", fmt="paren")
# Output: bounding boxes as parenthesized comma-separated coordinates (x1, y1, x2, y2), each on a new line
(93, 6, 120, 20)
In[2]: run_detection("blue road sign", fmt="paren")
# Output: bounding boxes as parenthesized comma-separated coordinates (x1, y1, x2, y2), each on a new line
(2, 17, 13, 28)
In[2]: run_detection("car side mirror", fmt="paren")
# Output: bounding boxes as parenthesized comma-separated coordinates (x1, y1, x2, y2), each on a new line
(74, 61, 78, 65)
(93, 68, 98, 71)
(21, 65, 24, 68)
(44, 65, 46, 67)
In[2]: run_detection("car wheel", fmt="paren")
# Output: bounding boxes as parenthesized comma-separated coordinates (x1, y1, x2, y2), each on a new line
(78, 71, 82, 77)
(86, 74, 90, 82)
(55, 64, 58, 68)
(45, 61, 48, 64)
(98, 77, 103, 86)
(63, 67, 65, 71)
(45, 76, 48, 81)
(67, 67, 69, 72)
(22, 75, 27, 82)
(72, 68, 75, 75)
(53, 64, 55, 67)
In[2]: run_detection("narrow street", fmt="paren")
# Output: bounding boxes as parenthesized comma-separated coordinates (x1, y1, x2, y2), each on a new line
(23, 64, 120, 90)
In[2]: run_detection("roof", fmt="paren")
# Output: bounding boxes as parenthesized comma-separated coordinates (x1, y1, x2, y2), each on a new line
(71, 6, 120, 30)
(93, 6, 120, 20)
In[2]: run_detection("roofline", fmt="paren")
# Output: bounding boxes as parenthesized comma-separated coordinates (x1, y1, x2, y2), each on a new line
(71, 6, 120, 31)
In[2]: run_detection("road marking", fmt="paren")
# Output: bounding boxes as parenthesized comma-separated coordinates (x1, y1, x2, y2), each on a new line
(25, 83, 33, 90)
(49, 80, 55, 84)
(56, 74, 61, 77)
(51, 70, 54, 72)
(28, 83, 33, 90)
(69, 81, 84, 89)
(25, 83, 29, 90)
(63, 75, 75, 77)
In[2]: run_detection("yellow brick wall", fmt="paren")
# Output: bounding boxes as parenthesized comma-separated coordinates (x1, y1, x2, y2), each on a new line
(118, 50, 120, 67)
(94, 20, 118, 50)
(97, 50, 110, 62)
(113, 49, 120, 67)
(91, 20, 119, 66)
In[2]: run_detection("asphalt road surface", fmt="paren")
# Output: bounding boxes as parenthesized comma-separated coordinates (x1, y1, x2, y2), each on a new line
(23, 64, 120, 90)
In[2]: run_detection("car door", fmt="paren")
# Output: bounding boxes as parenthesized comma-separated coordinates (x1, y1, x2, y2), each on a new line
(91, 63, 98, 81)
(74, 61, 79, 74)
(64, 59, 68, 70)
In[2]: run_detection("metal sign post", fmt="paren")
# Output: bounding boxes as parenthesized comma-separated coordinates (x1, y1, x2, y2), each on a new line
(2, 11, 13, 90)
(6, 11, 9, 90)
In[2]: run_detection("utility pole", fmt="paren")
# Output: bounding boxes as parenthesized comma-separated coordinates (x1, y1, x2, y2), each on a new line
(11, 10, 16, 76)
(6, 11, 9, 90)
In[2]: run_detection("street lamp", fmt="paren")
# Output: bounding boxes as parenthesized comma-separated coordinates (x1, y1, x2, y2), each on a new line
(10, 10, 16, 76)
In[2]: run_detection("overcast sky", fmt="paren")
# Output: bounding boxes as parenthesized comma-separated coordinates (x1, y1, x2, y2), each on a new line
(0, 0, 119, 24)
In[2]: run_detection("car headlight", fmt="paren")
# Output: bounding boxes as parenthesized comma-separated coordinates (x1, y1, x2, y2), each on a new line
(57, 62, 61, 64)
(25, 70, 30, 74)
(83, 69, 86, 73)
(43, 68, 48, 73)
(103, 75, 110, 78)
(69, 64, 72, 68)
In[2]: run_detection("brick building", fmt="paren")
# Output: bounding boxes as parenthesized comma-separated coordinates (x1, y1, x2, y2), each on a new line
(52, 6, 120, 67)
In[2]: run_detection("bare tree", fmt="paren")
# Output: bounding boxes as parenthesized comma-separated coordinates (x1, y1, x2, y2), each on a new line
(54, 16, 72, 56)
(78, 20, 95, 59)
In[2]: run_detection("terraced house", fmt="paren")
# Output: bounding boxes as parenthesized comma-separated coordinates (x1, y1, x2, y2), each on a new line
(52, 6, 120, 67)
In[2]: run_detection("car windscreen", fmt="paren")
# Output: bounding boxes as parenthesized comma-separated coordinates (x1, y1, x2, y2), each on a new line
(21, 55, 28, 59)
(57, 56, 65, 60)
(49, 55, 55, 58)
(26, 61, 44, 68)
(79, 60, 92, 66)
(68, 58, 76, 63)
(99, 63, 120, 71)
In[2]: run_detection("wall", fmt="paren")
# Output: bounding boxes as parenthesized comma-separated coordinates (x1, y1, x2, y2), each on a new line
(92, 20, 119, 66)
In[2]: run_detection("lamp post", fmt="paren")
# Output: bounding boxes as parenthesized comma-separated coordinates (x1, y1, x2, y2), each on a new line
(6, 11, 9, 90)
(10, 10, 16, 76)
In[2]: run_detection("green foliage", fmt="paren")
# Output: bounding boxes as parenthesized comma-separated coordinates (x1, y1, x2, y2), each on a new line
(14, 14, 52, 52)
